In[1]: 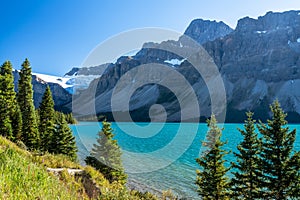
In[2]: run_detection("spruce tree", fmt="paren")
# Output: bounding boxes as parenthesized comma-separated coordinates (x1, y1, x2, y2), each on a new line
(0, 89, 13, 139)
(231, 112, 262, 199)
(51, 114, 77, 161)
(39, 86, 55, 152)
(65, 113, 77, 124)
(258, 100, 300, 199)
(17, 59, 39, 150)
(195, 115, 230, 200)
(11, 104, 22, 141)
(85, 119, 127, 185)
(0, 61, 22, 141)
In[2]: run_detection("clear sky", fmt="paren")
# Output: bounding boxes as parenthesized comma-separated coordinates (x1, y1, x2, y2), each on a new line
(1, 0, 300, 76)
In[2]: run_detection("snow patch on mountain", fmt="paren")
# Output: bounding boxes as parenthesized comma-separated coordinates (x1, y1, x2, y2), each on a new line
(32, 72, 102, 94)
(33, 73, 73, 89)
(164, 58, 185, 66)
(256, 30, 267, 34)
(65, 75, 101, 91)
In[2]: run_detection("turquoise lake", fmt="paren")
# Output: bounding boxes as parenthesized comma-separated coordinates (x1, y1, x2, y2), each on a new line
(70, 122, 300, 199)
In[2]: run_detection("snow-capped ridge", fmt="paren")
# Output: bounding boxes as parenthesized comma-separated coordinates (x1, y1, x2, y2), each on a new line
(32, 73, 73, 89)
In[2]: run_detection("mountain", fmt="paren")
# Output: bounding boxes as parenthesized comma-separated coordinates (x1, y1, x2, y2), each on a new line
(68, 10, 300, 122)
(64, 63, 112, 92)
(69, 17, 233, 121)
(10, 63, 112, 113)
(184, 19, 233, 44)
(13, 70, 72, 112)
(203, 10, 300, 122)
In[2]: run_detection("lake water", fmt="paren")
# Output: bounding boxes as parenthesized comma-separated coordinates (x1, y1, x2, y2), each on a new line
(70, 122, 300, 199)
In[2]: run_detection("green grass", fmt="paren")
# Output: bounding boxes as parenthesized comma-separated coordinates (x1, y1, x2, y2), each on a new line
(32, 153, 82, 169)
(0, 146, 81, 199)
(0, 136, 161, 200)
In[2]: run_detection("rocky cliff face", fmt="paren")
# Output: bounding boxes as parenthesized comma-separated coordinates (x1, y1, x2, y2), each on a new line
(65, 63, 111, 76)
(184, 19, 233, 44)
(13, 70, 72, 112)
(204, 10, 300, 122)
(71, 10, 300, 122)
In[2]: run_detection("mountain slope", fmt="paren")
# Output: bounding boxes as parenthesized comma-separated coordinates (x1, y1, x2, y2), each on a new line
(204, 10, 300, 121)
(70, 10, 300, 122)
(0, 136, 85, 199)
(64, 63, 112, 92)
(70, 18, 234, 121)
(13, 70, 72, 112)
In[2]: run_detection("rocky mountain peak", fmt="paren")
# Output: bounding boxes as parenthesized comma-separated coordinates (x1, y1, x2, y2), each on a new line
(67, 10, 300, 122)
(236, 10, 300, 33)
(184, 19, 233, 44)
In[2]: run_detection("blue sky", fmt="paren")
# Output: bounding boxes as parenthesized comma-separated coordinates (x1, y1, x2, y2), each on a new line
(1, 0, 300, 76)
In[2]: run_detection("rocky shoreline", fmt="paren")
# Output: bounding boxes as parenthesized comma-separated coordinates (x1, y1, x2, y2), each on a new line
(126, 177, 163, 197)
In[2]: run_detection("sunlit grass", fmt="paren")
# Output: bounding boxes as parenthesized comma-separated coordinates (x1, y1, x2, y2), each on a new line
(0, 136, 160, 200)
(33, 153, 82, 169)
(0, 147, 81, 199)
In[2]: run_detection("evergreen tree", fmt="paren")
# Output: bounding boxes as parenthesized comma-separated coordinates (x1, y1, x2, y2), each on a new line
(0, 89, 13, 139)
(195, 115, 230, 200)
(0, 61, 22, 141)
(54, 111, 63, 122)
(11, 104, 22, 141)
(51, 114, 77, 161)
(64, 113, 77, 124)
(17, 59, 39, 150)
(35, 109, 40, 125)
(85, 119, 127, 185)
(39, 86, 55, 152)
(258, 100, 300, 199)
(231, 112, 262, 199)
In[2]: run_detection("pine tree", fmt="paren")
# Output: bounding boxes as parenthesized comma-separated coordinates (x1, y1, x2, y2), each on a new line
(258, 100, 300, 199)
(231, 112, 262, 199)
(64, 113, 77, 124)
(0, 89, 13, 139)
(17, 59, 39, 150)
(85, 119, 127, 185)
(195, 115, 230, 200)
(51, 114, 77, 161)
(39, 86, 55, 152)
(11, 104, 22, 141)
(0, 61, 22, 141)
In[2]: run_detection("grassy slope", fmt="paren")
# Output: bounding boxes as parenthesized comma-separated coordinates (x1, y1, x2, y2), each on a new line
(0, 137, 82, 199)
(0, 136, 159, 200)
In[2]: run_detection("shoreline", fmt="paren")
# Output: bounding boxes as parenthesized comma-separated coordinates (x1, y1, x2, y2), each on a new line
(126, 177, 163, 197)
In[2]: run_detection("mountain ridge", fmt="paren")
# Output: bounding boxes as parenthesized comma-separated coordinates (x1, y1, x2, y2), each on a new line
(36, 10, 300, 122)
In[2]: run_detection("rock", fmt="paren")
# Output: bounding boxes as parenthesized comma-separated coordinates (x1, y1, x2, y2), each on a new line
(69, 10, 300, 122)
(46, 168, 83, 175)
(13, 70, 72, 112)
(184, 19, 233, 44)
(64, 63, 112, 76)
